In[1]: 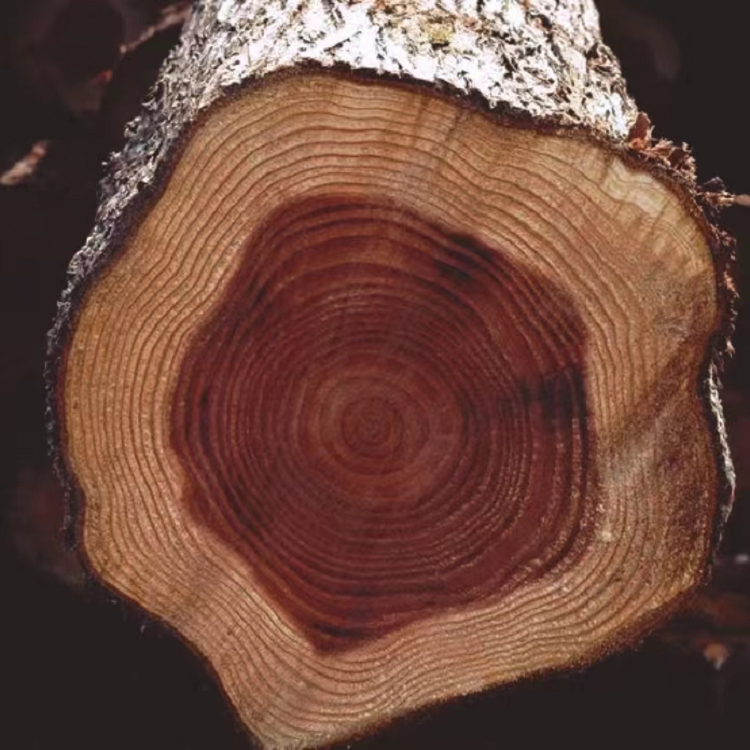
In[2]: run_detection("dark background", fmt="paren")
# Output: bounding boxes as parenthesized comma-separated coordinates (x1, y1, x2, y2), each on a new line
(1, 1, 749, 747)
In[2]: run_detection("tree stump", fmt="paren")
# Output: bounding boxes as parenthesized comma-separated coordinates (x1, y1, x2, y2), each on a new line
(47, 1, 735, 748)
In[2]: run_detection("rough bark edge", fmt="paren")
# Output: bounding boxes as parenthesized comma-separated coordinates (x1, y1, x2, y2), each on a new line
(43, 0, 736, 744)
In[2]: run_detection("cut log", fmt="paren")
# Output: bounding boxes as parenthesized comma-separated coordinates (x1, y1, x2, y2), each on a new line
(47, 1, 735, 748)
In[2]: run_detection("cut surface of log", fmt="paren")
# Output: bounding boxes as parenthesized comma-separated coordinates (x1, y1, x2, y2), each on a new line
(48, 2, 734, 749)
(174, 186, 593, 653)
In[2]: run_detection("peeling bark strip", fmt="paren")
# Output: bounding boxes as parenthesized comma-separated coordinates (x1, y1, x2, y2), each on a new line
(47, 2, 735, 749)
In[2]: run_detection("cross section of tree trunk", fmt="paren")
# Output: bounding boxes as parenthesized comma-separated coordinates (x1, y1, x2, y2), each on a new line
(47, 2, 735, 748)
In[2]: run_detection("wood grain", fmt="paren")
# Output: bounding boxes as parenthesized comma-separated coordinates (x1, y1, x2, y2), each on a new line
(61, 73, 721, 749)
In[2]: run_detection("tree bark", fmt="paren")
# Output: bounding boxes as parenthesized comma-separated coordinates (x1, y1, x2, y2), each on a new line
(47, 1, 735, 748)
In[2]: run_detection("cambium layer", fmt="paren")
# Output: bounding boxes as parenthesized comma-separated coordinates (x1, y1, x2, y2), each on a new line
(47, 2, 734, 749)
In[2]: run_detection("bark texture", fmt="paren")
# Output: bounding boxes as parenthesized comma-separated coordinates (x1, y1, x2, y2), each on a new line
(50, 0, 638, 335)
